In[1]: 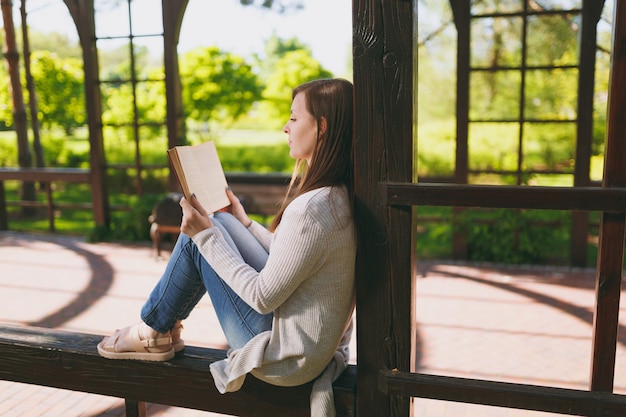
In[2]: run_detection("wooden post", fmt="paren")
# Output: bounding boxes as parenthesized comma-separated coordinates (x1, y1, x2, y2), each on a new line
(353, 0, 415, 415)
(162, 0, 188, 192)
(590, 0, 626, 392)
(125, 399, 147, 417)
(64, 0, 110, 230)
(571, 0, 606, 267)
(450, 0, 471, 260)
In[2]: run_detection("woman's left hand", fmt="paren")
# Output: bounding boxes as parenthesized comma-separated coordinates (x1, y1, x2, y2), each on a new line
(180, 195, 213, 237)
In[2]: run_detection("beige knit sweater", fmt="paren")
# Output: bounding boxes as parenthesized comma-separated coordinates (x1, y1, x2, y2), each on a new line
(192, 186, 356, 417)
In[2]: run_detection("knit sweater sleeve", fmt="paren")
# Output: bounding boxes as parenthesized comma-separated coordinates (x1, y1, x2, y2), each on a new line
(192, 195, 327, 314)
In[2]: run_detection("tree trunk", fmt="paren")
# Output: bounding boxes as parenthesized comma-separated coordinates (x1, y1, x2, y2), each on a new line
(1, 0, 36, 209)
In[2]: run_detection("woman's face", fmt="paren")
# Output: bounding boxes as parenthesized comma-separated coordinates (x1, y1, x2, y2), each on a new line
(283, 92, 318, 164)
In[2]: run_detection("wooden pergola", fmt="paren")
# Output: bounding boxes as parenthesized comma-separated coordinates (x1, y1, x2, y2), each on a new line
(24, 0, 626, 415)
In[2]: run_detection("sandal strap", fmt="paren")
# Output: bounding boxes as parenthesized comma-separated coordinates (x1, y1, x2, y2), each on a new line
(128, 324, 171, 352)
(141, 336, 172, 349)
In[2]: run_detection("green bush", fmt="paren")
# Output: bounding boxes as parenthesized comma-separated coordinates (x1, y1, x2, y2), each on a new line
(459, 209, 571, 264)
(88, 193, 162, 242)
(218, 144, 292, 173)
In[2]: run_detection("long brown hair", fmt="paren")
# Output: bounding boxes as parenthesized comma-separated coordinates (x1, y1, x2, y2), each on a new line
(270, 78, 354, 231)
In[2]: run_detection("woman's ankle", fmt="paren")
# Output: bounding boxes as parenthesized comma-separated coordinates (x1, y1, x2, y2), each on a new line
(139, 322, 168, 339)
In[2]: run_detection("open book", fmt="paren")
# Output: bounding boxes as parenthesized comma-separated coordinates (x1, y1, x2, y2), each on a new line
(167, 141, 230, 213)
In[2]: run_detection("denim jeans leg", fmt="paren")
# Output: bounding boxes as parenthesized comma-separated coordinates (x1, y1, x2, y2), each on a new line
(213, 212, 268, 271)
(141, 215, 273, 350)
(140, 233, 207, 333)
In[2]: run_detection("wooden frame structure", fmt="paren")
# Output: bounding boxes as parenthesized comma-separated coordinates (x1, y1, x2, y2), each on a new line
(355, 0, 626, 416)
(3, 0, 626, 416)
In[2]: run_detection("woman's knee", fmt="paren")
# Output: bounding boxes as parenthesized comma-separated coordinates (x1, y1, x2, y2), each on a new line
(213, 212, 241, 231)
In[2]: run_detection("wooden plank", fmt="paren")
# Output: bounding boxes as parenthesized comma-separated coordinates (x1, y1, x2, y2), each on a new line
(378, 370, 626, 416)
(0, 167, 91, 183)
(386, 183, 626, 212)
(0, 325, 356, 417)
(3, 201, 94, 210)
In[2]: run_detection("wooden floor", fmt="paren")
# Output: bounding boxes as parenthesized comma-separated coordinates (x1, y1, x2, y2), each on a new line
(1, 231, 625, 416)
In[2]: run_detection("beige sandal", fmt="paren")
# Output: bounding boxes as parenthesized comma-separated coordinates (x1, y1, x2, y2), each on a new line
(171, 322, 185, 352)
(97, 324, 175, 361)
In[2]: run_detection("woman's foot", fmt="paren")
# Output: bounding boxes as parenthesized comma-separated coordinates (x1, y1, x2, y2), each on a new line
(97, 323, 175, 361)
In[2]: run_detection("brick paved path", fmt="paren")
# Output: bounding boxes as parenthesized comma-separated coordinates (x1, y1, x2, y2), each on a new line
(1, 231, 625, 416)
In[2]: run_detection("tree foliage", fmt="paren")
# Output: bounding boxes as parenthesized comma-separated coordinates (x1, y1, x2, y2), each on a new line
(0, 63, 11, 128)
(255, 33, 311, 80)
(179, 46, 262, 125)
(239, 0, 303, 13)
(30, 51, 85, 133)
(259, 49, 333, 127)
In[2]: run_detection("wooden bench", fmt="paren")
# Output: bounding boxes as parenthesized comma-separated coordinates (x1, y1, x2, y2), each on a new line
(0, 324, 356, 417)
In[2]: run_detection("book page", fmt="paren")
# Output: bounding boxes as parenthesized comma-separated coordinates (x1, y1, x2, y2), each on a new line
(171, 141, 230, 213)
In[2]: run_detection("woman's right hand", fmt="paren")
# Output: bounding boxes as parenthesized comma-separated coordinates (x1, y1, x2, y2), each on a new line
(224, 187, 252, 228)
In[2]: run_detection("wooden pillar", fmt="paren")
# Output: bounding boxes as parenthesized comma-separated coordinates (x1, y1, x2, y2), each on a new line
(589, 0, 626, 393)
(450, 0, 470, 260)
(353, 0, 415, 415)
(570, 0, 606, 267)
(162, 0, 188, 192)
(64, 0, 109, 229)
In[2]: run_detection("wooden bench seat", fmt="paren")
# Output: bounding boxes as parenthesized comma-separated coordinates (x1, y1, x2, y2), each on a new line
(0, 324, 356, 417)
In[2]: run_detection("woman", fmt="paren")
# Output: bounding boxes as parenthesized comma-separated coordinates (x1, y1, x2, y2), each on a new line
(98, 78, 356, 416)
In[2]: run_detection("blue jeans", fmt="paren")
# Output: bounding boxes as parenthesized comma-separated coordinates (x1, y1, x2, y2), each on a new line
(141, 212, 273, 350)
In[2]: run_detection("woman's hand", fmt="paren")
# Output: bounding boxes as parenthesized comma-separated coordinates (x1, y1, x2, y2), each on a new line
(180, 195, 213, 237)
(223, 187, 252, 228)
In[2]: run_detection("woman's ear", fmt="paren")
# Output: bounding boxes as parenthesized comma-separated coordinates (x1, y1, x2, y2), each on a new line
(319, 117, 328, 138)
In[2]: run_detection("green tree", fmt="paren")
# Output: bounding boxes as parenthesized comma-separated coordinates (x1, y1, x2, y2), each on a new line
(28, 31, 81, 59)
(100, 66, 166, 132)
(100, 44, 152, 82)
(255, 33, 310, 80)
(239, 0, 303, 13)
(179, 46, 261, 125)
(259, 49, 333, 127)
(30, 51, 84, 134)
(0, 63, 11, 129)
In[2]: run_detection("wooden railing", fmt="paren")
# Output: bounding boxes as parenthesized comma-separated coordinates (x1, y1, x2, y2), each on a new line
(0, 168, 290, 233)
(0, 167, 91, 232)
(378, 182, 626, 415)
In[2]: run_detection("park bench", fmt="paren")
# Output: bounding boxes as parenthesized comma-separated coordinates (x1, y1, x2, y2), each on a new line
(0, 323, 356, 417)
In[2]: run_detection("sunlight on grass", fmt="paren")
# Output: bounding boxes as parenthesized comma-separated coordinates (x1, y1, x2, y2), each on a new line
(216, 129, 286, 147)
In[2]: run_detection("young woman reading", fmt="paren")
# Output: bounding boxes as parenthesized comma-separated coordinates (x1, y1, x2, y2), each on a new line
(98, 78, 356, 417)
